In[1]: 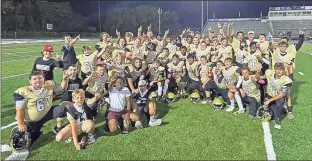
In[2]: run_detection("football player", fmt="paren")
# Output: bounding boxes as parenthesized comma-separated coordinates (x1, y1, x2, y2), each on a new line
(245, 42, 262, 74)
(62, 34, 80, 70)
(235, 40, 248, 69)
(77, 46, 104, 80)
(240, 67, 261, 118)
(218, 37, 233, 62)
(55, 89, 96, 150)
(222, 58, 244, 114)
(196, 56, 212, 103)
(132, 80, 162, 127)
(60, 65, 83, 102)
(196, 41, 210, 61)
(13, 71, 67, 146)
(125, 57, 146, 93)
(256, 63, 293, 129)
(166, 54, 187, 96)
(146, 60, 166, 100)
(271, 41, 296, 119)
(183, 53, 201, 94)
(209, 39, 221, 68)
(106, 76, 140, 134)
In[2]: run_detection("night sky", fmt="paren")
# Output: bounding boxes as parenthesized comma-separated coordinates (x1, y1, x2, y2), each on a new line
(70, 1, 312, 28)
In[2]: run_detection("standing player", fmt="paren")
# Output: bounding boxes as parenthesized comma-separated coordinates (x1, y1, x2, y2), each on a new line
(62, 34, 80, 70)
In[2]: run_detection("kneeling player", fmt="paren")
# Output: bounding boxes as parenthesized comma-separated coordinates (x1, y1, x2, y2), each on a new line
(256, 63, 292, 129)
(107, 76, 141, 134)
(56, 89, 96, 150)
(240, 67, 261, 118)
(13, 71, 67, 148)
(132, 80, 162, 127)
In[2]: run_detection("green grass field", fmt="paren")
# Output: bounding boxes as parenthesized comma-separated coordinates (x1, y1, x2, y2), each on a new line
(1, 41, 312, 160)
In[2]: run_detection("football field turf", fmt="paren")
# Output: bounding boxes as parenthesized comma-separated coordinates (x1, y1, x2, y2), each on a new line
(1, 42, 312, 160)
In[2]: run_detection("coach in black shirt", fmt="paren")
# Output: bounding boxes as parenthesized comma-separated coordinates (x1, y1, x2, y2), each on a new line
(62, 34, 80, 70)
(32, 44, 63, 81)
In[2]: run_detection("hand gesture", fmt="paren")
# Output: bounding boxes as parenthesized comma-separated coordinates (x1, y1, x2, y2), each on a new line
(208, 26, 212, 31)
(116, 29, 120, 37)
(217, 22, 222, 29)
(228, 22, 234, 28)
(138, 25, 142, 32)
(56, 53, 62, 61)
(76, 34, 80, 40)
(165, 29, 169, 35)
(148, 24, 152, 31)
(63, 70, 71, 80)
(299, 28, 305, 35)
(223, 22, 227, 28)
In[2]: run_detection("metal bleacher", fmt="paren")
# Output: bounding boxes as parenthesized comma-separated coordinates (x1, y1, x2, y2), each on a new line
(202, 20, 270, 37)
(271, 20, 312, 37)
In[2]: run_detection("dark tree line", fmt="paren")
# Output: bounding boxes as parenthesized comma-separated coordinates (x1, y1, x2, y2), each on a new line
(2, 1, 180, 34)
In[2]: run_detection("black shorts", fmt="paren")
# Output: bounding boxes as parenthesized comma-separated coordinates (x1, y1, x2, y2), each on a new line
(25, 105, 67, 133)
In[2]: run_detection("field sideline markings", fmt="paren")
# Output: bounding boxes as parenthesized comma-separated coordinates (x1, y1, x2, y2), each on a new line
(1, 121, 17, 130)
(3, 53, 38, 58)
(2, 72, 30, 80)
(2, 58, 37, 63)
(262, 122, 277, 160)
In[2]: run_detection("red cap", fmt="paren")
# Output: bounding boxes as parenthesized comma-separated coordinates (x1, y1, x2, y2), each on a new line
(208, 72, 214, 78)
(43, 44, 54, 52)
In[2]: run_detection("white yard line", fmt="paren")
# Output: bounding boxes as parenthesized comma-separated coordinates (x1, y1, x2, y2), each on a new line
(1, 121, 17, 130)
(2, 58, 36, 63)
(4, 53, 38, 58)
(2, 73, 30, 80)
(301, 51, 312, 56)
(262, 122, 277, 160)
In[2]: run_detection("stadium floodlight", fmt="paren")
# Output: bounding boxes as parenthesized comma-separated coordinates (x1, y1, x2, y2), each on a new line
(158, 7, 162, 35)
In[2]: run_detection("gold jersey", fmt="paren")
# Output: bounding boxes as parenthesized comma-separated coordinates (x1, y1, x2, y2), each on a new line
(166, 43, 178, 54)
(196, 48, 210, 60)
(77, 52, 98, 74)
(259, 41, 270, 59)
(242, 76, 260, 102)
(221, 66, 239, 86)
(86, 75, 108, 95)
(212, 67, 227, 89)
(265, 69, 293, 97)
(231, 37, 241, 54)
(271, 50, 295, 75)
(14, 86, 53, 122)
(275, 44, 297, 68)
(245, 51, 261, 72)
(218, 45, 233, 62)
(235, 49, 248, 64)
(167, 61, 185, 79)
(186, 61, 200, 81)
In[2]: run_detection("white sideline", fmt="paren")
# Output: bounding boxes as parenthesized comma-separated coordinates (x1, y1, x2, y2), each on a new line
(262, 122, 277, 160)
(1, 121, 17, 130)
(2, 58, 36, 63)
(2, 73, 30, 80)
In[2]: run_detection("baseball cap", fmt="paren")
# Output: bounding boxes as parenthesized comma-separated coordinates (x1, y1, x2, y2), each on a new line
(43, 44, 54, 52)
(138, 80, 147, 86)
(248, 31, 255, 35)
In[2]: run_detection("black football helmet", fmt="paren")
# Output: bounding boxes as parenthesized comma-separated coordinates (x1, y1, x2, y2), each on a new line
(10, 126, 31, 151)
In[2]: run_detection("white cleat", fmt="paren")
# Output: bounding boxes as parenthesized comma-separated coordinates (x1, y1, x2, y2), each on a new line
(135, 121, 143, 129)
(149, 119, 162, 127)
(274, 124, 282, 130)
(234, 109, 245, 115)
(226, 105, 235, 112)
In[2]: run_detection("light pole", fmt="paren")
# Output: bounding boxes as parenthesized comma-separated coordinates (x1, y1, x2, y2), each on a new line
(158, 7, 162, 35)
(98, 1, 102, 33)
(201, 1, 204, 31)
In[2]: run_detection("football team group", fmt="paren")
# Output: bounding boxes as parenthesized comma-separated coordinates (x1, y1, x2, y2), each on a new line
(11, 22, 304, 151)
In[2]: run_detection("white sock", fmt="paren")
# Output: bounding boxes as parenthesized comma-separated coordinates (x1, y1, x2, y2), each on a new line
(234, 92, 244, 111)
(162, 84, 168, 97)
(157, 87, 163, 97)
(230, 99, 235, 106)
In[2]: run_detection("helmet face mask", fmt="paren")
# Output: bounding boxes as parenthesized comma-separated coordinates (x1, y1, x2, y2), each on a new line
(212, 97, 224, 110)
(10, 126, 31, 151)
(166, 92, 176, 103)
(190, 91, 200, 103)
(149, 91, 158, 100)
(256, 105, 272, 122)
